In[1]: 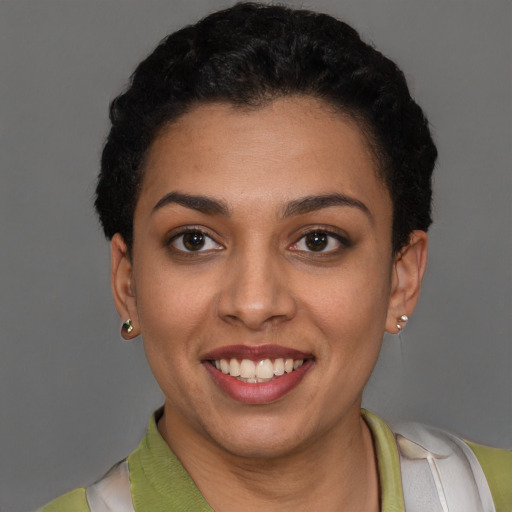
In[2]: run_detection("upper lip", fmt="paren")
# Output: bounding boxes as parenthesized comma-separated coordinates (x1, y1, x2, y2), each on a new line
(201, 344, 312, 361)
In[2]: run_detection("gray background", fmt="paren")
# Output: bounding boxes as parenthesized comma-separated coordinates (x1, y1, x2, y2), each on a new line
(1, 1, 510, 511)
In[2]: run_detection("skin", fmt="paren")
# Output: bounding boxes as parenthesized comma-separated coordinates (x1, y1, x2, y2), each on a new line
(112, 97, 428, 511)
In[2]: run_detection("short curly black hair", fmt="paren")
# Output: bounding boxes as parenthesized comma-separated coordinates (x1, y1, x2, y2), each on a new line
(95, 2, 437, 253)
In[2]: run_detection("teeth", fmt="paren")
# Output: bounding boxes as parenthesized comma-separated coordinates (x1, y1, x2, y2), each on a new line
(256, 359, 274, 379)
(274, 358, 285, 376)
(229, 358, 240, 377)
(240, 359, 256, 379)
(214, 357, 305, 381)
(220, 359, 229, 374)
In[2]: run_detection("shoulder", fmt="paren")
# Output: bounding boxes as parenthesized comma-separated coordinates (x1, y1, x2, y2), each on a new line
(39, 488, 89, 512)
(366, 411, 512, 511)
(466, 440, 512, 512)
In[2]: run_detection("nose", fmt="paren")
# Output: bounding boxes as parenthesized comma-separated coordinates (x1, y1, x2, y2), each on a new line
(216, 251, 297, 331)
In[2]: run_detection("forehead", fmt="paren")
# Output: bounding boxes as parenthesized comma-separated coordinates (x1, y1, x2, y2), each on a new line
(138, 97, 391, 218)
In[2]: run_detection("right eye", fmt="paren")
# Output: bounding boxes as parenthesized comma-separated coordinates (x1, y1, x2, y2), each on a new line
(170, 230, 222, 252)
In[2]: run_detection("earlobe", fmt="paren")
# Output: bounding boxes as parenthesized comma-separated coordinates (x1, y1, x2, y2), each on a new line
(111, 233, 140, 339)
(385, 230, 428, 334)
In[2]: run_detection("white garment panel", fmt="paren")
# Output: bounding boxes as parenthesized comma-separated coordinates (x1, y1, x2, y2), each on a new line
(86, 460, 135, 512)
(394, 422, 496, 512)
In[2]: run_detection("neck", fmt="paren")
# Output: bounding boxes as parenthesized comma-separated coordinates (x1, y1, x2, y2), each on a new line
(159, 403, 380, 512)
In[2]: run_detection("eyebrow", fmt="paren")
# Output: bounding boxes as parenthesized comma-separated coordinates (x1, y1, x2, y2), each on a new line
(152, 191, 371, 220)
(282, 193, 372, 219)
(152, 191, 230, 216)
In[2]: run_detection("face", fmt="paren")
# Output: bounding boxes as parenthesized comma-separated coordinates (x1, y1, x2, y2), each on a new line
(113, 97, 424, 459)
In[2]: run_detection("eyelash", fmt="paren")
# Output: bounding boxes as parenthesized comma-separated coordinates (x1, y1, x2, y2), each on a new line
(166, 227, 350, 255)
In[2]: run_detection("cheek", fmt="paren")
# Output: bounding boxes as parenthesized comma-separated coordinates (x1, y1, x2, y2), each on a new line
(134, 267, 215, 358)
(300, 258, 391, 329)
(134, 271, 217, 409)
(296, 256, 392, 371)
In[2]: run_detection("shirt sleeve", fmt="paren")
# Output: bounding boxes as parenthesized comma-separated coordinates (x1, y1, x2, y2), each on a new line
(467, 440, 512, 512)
(39, 488, 90, 512)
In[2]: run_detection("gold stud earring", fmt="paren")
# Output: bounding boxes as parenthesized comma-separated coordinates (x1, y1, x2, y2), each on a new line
(122, 319, 134, 334)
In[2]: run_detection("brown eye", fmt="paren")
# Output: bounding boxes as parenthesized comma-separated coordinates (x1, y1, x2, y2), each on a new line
(170, 230, 222, 253)
(290, 230, 346, 254)
(183, 232, 205, 251)
(305, 232, 328, 251)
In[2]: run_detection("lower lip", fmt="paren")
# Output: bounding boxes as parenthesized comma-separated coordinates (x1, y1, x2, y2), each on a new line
(203, 359, 314, 405)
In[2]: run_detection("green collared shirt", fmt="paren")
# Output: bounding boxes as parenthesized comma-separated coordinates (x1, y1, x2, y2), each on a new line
(41, 410, 512, 511)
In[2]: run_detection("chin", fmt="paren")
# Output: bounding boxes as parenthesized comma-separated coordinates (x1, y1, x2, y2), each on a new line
(202, 413, 318, 460)
(217, 431, 307, 460)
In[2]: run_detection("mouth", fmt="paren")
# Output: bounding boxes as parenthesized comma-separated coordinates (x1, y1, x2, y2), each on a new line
(202, 345, 314, 404)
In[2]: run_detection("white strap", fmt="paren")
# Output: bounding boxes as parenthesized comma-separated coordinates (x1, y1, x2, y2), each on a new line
(86, 460, 135, 512)
(393, 422, 496, 512)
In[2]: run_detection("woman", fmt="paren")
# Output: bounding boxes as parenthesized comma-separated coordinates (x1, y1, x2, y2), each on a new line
(40, 3, 511, 511)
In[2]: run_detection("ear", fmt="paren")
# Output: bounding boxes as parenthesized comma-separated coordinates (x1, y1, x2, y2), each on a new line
(385, 230, 428, 334)
(111, 233, 139, 339)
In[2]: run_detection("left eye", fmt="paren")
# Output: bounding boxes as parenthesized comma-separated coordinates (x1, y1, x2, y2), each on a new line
(291, 231, 343, 253)
(170, 231, 222, 252)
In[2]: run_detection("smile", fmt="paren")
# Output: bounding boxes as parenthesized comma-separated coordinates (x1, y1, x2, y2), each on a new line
(212, 358, 304, 382)
(202, 345, 314, 404)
